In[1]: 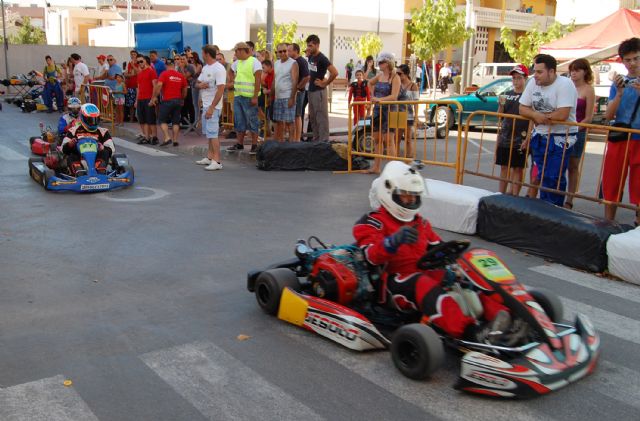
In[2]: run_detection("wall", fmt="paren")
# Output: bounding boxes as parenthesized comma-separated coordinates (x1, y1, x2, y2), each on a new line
(0, 45, 133, 78)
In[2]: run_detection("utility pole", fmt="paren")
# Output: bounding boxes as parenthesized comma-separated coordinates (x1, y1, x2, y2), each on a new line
(328, 0, 335, 112)
(127, 0, 132, 48)
(266, 0, 274, 52)
(460, 0, 474, 89)
(1, 0, 8, 79)
(376, 0, 380, 35)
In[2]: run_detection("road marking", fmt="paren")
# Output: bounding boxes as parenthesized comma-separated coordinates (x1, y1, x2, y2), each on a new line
(0, 375, 98, 421)
(589, 360, 640, 410)
(112, 137, 176, 157)
(140, 341, 323, 421)
(467, 138, 494, 154)
(530, 264, 640, 305)
(0, 144, 29, 161)
(560, 297, 640, 346)
(277, 324, 549, 421)
(95, 186, 170, 202)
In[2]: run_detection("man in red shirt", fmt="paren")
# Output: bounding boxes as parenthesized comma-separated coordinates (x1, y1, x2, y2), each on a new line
(135, 55, 158, 145)
(151, 58, 188, 146)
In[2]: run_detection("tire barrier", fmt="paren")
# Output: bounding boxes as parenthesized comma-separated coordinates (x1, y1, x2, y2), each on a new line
(606, 227, 640, 285)
(256, 140, 369, 171)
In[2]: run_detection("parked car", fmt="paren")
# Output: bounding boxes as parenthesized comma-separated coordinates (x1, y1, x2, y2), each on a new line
(471, 63, 515, 87)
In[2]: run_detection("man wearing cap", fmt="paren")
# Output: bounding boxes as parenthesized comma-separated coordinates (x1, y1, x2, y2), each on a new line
(95, 55, 109, 81)
(306, 34, 338, 141)
(105, 55, 123, 93)
(519, 54, 578, 207)
(227, 42, 263, 154)
(496, 64, 530, 195)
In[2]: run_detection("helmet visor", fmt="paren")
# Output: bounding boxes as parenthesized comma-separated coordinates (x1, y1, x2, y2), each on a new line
(83, 115, 99, 129)
(391, 189, 422, 210)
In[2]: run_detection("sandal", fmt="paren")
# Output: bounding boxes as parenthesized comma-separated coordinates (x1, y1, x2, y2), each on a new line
(564, 202, 573, 210)
(172, 142, 179, 147)
(160, 140, 172, 147)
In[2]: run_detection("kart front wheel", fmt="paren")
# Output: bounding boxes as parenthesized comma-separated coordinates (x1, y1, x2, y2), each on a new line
(391, 323, 444, 380)
(254, 269, 300, 316)
(528, 288, 563, 323)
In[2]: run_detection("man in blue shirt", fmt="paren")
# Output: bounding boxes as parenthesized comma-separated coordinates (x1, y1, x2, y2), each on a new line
(150, 50, 166, 77)
(105, 55, 122, 92)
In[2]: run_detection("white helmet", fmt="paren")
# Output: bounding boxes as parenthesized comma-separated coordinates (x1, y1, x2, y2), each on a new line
(376, 161, 427, 222)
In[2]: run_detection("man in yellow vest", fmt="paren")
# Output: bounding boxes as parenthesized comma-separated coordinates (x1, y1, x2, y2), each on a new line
(227, 42, 263, 154)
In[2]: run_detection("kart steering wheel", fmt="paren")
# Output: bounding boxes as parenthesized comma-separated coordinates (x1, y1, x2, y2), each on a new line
(417, 240, 471, 270)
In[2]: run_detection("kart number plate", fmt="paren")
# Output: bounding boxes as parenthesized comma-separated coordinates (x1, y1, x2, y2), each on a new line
(79, 143, 98, 154)
(469, 255, 515, 283)
(80, 183, 109, 191)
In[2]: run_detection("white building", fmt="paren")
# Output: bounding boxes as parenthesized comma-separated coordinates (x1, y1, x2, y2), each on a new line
(555, 0, 640, 25)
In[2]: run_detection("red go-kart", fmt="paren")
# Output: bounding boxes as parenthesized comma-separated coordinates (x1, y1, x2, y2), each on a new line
(247, 238, 600, 399)
(29, 122, 60, 156)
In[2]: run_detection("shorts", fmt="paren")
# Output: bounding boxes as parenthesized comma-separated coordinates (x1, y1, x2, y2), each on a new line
(114, 96, 125, 106)
(601, 140, 640, 204)
(272, 98, 295, 122)
(158, 99, 183, 125)
(125, 88, 137, 107)
(570, 130, 587, 159)
(295, 90, 306, 117)
(495, 145, 527, 168)
(233, 95, 259, 134)
(202, 108, 221, 139)
(136, 99, 156, 125)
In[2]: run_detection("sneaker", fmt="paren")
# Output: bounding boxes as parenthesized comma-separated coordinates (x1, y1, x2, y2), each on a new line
(196, 157, 212, 165)
(227, 143, 244, 152)
(249, 144, 258, 155)
(151, 137, 159, 145)
(204, 161, 223, 171)
(137, 137, 149, 145)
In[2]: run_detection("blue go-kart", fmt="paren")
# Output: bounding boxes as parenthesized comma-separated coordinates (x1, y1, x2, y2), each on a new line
(28, 137, 134, 192)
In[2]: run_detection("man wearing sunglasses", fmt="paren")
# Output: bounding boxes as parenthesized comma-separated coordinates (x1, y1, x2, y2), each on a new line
(105, 55, 123, 93)
(135, 56, 159, 145)
(273, 43, 299, 141)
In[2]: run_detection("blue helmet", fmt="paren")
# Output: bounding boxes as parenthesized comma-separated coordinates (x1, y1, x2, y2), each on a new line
(67, 97, 81, 116)
(80, 103, 100, 131)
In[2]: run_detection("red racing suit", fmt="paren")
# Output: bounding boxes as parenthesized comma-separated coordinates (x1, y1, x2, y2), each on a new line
(353, 207, 508, 338)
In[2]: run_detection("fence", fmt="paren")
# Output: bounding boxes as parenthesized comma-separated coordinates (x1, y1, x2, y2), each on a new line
(220, 91, 272, 139)
(460, 110, 640, 213)
(344, 99, 465, 180)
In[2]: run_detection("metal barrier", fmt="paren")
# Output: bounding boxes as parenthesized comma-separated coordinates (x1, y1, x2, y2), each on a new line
(344, 99, 465, 180)
(460, 110, 640, 213)
(221, 91, 272, 139)
(79, 84, 115, 133)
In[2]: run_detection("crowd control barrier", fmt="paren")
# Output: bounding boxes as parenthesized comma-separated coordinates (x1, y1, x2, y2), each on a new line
(79, 84, 115, 133)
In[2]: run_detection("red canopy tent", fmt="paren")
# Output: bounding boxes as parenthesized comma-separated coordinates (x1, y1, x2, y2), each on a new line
(540, 8, 640, 61)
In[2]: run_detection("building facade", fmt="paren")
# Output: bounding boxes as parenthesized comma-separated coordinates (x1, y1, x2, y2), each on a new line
(556, 0, 640, 25)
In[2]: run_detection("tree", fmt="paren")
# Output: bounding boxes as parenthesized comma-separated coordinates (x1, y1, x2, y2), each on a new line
(406, 0, 473, 98)
(256, 21, 304, 53)
(500, 21, 575, 66)
(9, 17, 46, 45)
(352, 32, 383, 60)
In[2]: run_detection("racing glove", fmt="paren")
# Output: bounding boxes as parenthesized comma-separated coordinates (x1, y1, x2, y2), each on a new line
(383, 226, 419, 253)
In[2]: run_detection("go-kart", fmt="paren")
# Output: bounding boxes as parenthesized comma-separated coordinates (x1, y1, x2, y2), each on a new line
(29, 122, 60, 156)
(28, 137, 134, 192)
(247, 238, 600, 399)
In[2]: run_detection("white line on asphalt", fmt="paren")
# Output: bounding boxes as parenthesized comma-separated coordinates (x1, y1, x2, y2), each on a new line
(112, 137, 176, 157)
(140, 341, 323, 421)
(530, 264, 640, 305)
(277, 324, 550, 421)
(466, 138, 493, 154)
(0, 375, 99, 421)
(0, 144, 29, 161)
(95, 187, 170, 203)
(560, 297, 640, 346)
(589, 360, 640, 410)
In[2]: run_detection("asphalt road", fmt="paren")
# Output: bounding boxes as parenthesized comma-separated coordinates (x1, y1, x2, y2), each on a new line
(1, 105, 639, 421)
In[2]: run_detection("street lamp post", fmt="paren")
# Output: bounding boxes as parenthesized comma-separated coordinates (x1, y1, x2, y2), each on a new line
(460, 0, 474, 90)
(1, 0, 9, 79)
(328, 0, 334, 112)
(266, 0, 274, 52)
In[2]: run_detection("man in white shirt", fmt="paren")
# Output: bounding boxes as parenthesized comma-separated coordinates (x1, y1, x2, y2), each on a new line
(273, 43, 299, 142)
(520, 53, 578, 206)
(195, 44, 227, 171)
(70, 54, 90, 98)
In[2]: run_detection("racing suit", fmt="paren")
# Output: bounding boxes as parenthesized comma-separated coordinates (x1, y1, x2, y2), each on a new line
(62, 124, 114, 172)
(58, 113, 79, 140)
(353, 207, 509, 339)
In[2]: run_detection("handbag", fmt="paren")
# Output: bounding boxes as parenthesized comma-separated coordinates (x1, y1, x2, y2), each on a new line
(609, 95, 640, 142)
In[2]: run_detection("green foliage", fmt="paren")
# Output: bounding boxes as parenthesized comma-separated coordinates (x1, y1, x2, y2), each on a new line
(9, 17, 46, 44)
(500, 21, 575, 66)
(352, 32, 383, 60)
(256, 21, 304, 54)
(406, 0, 473, 60)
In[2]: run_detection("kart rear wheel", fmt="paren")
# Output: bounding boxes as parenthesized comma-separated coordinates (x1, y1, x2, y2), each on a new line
(254, 269, 301, 316)
(42, 168, 55, 190)
(528, 288, 563, 323)
(391, 323, 444, 380)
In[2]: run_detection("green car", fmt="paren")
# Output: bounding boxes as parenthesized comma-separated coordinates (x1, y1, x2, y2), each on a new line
(429, 78, 513, 138)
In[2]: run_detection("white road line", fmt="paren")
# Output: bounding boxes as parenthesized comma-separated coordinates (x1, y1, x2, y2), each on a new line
(0, 375, 98, 421)
(112, 137, 176, 157)
(589, 360, 640, 410)
(467, 138, 494, 154)
(530, 264, 640, 305)
(0, 144, 29, 161)
(277, 324, 549, 421)
(140, 341, 323, 421)
(560, 297, 640, 345)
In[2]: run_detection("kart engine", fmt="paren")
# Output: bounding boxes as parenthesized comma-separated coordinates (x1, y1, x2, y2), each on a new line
(308, 252, 360, 305)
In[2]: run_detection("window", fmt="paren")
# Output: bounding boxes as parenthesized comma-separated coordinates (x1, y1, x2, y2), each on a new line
(496, 66, 513, 76)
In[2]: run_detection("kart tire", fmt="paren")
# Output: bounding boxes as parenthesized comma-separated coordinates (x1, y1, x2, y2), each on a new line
(28, 157, 44, 183)
(352, 129, 374, 156)
(391, 323, 444, 380)
(254, 269, 301, 316)
(434, 106, 453, 139)
(528, 288, 563, 323)
(42, 168, 55, 190)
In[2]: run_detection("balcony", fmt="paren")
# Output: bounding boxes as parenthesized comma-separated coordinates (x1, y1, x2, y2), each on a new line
(458, 6, 556, 31)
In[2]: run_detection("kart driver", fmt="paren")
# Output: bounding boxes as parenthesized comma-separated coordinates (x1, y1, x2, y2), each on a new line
(61, 103, 114, 174)
(353, 161, 511, 343)
(58, 97, 81, 139)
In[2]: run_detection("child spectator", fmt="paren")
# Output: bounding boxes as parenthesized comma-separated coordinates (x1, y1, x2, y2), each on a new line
(348, 69, 370, 124)
(113, 74, 126, 126)
(258, 59, 274, 137)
